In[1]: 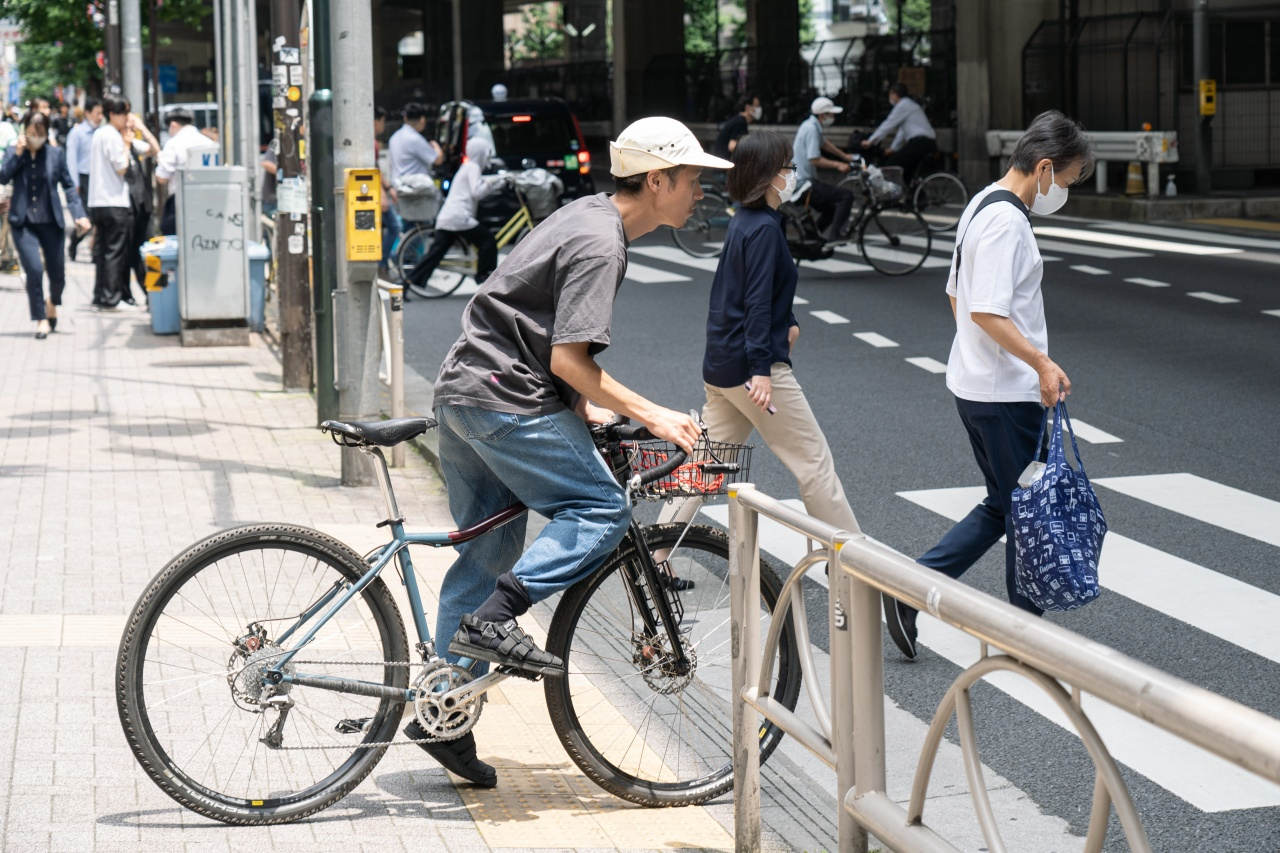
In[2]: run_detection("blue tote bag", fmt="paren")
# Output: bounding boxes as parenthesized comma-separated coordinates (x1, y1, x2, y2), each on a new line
(1012, 402, 1107, 611)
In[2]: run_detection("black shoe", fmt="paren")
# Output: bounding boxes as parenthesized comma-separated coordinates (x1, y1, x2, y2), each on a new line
(883, 593, 918, 661)
(448, 614, 564, 676)
(403, 721, 497, 788)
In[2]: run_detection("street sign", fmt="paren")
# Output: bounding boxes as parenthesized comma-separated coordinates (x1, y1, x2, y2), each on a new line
(1199, 79, 1217, 117)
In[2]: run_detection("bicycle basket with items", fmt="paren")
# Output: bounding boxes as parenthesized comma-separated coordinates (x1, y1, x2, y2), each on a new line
(393, 174, 443, 222)
(867, 165, 904, 202)
(614, 437, 753, 500)
(511, 168, 565, 219)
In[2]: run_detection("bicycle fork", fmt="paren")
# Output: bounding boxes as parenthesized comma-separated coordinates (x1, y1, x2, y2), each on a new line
(619, 520, 692, 674)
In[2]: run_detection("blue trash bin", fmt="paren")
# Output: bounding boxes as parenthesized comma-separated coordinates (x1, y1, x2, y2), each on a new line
(140, 237, 180, 335)
(248, 241, 271, 332)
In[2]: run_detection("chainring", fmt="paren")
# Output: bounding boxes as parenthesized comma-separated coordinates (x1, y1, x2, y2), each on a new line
(413, 662, 484, 739)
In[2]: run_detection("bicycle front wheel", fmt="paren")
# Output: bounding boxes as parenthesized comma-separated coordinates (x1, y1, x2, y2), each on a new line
(913, 172, 968, 232)
(671, 190, 732, 258)
(859, 206, 931, 276)
(116, 524, 410, 825)
(401, 229, 472, 299)
(544, 522, 802, 806)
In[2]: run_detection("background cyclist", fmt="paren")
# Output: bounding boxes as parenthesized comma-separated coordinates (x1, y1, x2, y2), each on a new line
(793, 96, 858, 243)
(418, 116, 730, 788)
(860, 82, 937, 185)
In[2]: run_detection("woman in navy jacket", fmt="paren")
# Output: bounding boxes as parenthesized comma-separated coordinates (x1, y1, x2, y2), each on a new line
(661, 131, 861, 541)
(0, 111, 90, 338)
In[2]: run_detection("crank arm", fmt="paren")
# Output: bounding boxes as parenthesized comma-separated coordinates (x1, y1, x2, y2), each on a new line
(437, 669, 507, 707)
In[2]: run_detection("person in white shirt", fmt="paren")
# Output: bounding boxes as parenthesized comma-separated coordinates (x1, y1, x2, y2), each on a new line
(88, 96, 137, 308)
(861, 83, 937, 183)
(65, 97, 102, 260)
(388, 102, 443, 182)
(404, 136, 502, 290)
(154, 108, 218, 233)
(883, 110, 1093, 661)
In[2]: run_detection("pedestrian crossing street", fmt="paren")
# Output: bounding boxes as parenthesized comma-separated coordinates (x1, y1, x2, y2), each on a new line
(698, 469, 1280, 814)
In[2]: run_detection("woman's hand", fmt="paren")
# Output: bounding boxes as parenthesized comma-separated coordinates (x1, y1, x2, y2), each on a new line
(788, 324, 800, 352)
(14, 134, 25, 154)
(746, 375, 773, 413)
(73, 217, 90, 235)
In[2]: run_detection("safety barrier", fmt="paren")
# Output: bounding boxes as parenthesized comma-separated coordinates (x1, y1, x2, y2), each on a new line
(727, 483, 1280, 852)
(985, 130, 1178, 198)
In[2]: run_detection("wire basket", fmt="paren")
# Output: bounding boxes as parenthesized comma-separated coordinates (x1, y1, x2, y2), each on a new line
(868, 165, 904, 202)
(622, 439, 753, 501)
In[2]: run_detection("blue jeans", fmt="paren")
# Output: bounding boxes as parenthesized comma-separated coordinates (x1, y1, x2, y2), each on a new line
(381, 206, 403, 265)
(433, 403, 630, 668)
(918, 397, 1045, 615)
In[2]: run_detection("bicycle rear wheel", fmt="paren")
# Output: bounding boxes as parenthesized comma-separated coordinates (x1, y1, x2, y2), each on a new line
(859, 206, 931, 276)
(544, 523, 802, 806)
(913, 171, 968, 232)
(401, 229, 472, 299)
(671, 190, 732, 258)
(116, 524, 409, 825)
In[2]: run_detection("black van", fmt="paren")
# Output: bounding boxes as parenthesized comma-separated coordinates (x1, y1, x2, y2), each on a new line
(435, 98, 595, 200)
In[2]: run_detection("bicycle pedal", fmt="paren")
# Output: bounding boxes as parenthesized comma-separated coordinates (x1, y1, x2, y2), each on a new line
(335, 716, 373, 734)
(495, 665, 542, 682)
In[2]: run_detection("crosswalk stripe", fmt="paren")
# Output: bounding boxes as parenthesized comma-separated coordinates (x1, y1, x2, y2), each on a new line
(1034, 238, 1149, 260)
(905, 356, 947, 374)
(629, 245, 721, 272)
(1124, 277, 1170, 288)
(806, 257, 874, 274)
(704, 494, 1280, 811)
(853, 332, 898, 348)
(834, 244, 952, 269)
(1188, 291, 1240, 304)
(1035, 225, 1243, 256)
(810, 310, 849, 325)
(624, 262, 692, 284)
(1070, 264, 1110, 276)
(792, 296, 810, 305)
(1093, 473, 1280, 548)
(1065, 419, 1123, 444)
(1096, 221, 1280, 252)
(1265, 309, 1280, 318)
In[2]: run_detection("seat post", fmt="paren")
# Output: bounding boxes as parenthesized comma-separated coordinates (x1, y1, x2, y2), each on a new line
(362, 446, 402, 523)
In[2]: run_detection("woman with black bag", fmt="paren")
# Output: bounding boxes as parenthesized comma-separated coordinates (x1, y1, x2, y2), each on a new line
(123, 111, 160, 304)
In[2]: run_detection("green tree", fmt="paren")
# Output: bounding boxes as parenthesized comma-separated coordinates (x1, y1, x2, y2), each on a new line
(684, 0, 746, 57)
(884, 0, 931, 33)
(508, 2, 566, 65)
(0, 0, 207, 100)
(799, 0, 815, 44)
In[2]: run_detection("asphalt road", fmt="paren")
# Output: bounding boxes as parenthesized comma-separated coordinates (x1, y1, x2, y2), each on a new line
(399, 207, 1280, 851)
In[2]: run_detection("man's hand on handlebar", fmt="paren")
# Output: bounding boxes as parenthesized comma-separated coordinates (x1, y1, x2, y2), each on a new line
(643, 407, 701, 454)
(575, 397, 616, 425)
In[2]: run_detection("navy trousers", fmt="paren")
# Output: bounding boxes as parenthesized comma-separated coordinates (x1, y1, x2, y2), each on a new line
(12, 221, 66, 321)
(918, 397, 1046, 614)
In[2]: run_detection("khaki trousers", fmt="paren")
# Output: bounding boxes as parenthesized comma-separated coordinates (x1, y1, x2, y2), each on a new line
(660, 363, 861, 536)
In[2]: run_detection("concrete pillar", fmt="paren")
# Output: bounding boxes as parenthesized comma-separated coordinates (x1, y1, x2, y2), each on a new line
(744, 0, 801, 103)
(420, 2, 454, 104)
(611, 0, 684, 132)
(451, 0, 503, 102)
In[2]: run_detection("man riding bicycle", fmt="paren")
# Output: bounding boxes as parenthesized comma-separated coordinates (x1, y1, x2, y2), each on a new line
(418, 116, 732, 788)
(860, 82, 937, 185)
(793, 96, 858, 243)
(404, 136, 503, 288)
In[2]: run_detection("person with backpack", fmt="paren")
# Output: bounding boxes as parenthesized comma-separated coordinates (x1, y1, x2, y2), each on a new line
(883, 111, 1094, 661)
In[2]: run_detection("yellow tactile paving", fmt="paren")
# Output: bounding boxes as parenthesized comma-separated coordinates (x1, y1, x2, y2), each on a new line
(1189, 217, 1280, 233)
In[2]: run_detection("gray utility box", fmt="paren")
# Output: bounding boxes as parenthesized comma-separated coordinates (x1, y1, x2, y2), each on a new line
(176, 166, 250, 323)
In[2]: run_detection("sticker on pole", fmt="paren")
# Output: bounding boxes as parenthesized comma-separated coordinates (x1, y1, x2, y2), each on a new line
(288, 234, 305, 254)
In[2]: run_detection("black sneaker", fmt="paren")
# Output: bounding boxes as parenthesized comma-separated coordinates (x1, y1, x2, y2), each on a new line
(448, 614, 564, 676)
(883, 593, 918, 661)
(403, 721, 497, 787)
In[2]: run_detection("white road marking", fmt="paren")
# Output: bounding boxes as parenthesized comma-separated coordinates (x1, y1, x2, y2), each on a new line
(1265, 309, 1280, 318)
(1124, 277, 1171, 288)
(624, 262, 692, 284)
(905, 356, 947, 374)
(835, 244, 952, 269)
(1096, 221, 1280, 252)
(1065, 419, 1123, 444)
(1093, 473, 1280, 548)
(1035, 225, 1244, 256)
(1069, 264, 1110, 276)
(629, 245, 722, 272)
(791, 296, 810, 305)
(853, 332, 899, 348)
(1187, 291, 1240, 304)
(809, 309, 850, 325)
(1034, 238, 1149, 260)
(1040, 254, 1063, 262)
(805, 257, 875, 274)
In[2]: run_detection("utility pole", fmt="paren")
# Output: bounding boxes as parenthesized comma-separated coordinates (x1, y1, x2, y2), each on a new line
(149, 0, 161, 124)
(331, 0, 380, 486)
(1193, 0, 1213, 194)
(121, 0, 144, 113)
(309, 0, 339, 425)
(105, 0, 123, 93)
(238, 0, 261, 225)
(270, 0, 313, 391)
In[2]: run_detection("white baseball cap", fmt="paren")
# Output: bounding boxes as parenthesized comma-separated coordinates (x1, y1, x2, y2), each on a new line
(609, 116, 733, 178)
(810, 96, 843, 115)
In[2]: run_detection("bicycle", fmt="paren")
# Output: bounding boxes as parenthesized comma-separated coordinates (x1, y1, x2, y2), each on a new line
(782, 163, 932, 276)
(116, 415, 802, 825)
(670, 181, 734, 259)
(843, 147, 967, 233)
(397, 177, 537, 300)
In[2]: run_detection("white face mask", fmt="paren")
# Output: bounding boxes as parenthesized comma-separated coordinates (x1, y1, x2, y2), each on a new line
(820, 113, 834, 128)
(1031, 164, 1069, 216)
(750, 105, 762, 121)
(773, 169, 798, 204)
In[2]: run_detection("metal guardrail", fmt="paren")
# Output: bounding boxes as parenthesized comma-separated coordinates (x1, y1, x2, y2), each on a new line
(375, 279, 405, 467)
(727, 483, 1280, 853)
(986, 130, 1178, 198)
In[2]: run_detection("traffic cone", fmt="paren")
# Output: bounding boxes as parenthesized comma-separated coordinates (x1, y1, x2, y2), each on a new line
(1125, 161, 1145, 196)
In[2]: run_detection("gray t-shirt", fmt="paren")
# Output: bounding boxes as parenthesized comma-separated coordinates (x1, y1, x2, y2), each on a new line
(434, 193, 629, 415)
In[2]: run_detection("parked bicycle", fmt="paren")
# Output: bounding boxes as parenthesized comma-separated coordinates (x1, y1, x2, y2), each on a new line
(782, 160, 932, 276)
(116, 416, 801, 824)
(845, 148, 968, 233)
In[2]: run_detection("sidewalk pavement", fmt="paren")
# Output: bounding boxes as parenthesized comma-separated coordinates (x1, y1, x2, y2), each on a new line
(0, 260, 811, 852)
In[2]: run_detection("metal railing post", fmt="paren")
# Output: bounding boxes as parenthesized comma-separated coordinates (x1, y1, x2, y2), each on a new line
(847, 537, 888, 824)
(729, 484, 762, 853)
(386, 282, 405, 467)
(828, 533, 863, 853)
